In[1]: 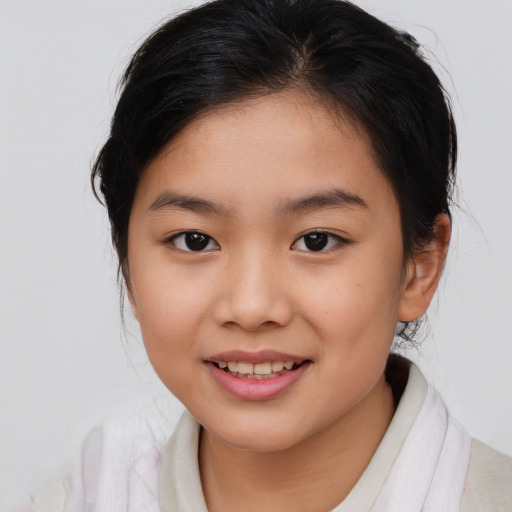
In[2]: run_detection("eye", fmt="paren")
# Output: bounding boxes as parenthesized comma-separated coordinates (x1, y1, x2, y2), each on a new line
(168, 231, 220, 252)
(292, 231, 345, 252)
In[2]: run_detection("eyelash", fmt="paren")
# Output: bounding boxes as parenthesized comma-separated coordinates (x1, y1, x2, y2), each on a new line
(166, 230, 349, 254)
(291, 231, 348, 252)
(167, 231, 219, 252)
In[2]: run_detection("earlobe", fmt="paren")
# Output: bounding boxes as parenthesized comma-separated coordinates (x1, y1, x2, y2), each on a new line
(123, 265, 139, 320)
(127, 288, 139, 320)
(398, 213, 451, 322)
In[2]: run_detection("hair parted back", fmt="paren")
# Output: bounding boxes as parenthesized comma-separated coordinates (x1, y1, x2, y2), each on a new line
(92, 0, 456, 340)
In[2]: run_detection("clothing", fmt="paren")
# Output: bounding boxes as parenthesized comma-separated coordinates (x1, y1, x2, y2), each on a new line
(25, 360, 512, 512)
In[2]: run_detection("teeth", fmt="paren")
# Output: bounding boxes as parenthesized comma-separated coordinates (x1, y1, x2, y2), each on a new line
(254, 362, 272, 375)
(217, 360, 296, 374)
(237, 362, 254, 374)
(271, 361, 284, 372)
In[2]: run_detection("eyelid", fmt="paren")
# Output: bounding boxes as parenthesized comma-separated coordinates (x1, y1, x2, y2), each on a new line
(291, 230, 350, 252)
(166, 231, 220, 252)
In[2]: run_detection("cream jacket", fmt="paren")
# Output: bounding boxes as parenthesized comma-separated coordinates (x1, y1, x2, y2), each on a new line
(23, 362, 512, 512)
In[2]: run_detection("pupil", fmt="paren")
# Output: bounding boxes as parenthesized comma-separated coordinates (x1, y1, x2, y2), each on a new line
(305, 233, 328, 251)
(185, 232, 209, 251)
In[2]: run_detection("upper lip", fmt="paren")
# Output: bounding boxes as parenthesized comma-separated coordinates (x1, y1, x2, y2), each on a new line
(206, 350, 308, 364)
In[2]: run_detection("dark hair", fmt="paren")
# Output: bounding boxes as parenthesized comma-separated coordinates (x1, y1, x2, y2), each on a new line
(92, 0, 456, 337)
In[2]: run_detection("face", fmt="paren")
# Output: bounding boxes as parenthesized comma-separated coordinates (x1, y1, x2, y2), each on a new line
(127, 91, 409, 452)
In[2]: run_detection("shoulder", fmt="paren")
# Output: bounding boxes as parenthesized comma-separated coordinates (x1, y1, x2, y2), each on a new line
(461, 438, 512, 512)
(20, 477, 67, 512)
(22, 395, 185, 512)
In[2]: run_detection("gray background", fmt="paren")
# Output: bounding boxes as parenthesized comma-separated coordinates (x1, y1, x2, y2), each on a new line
(1, 1, 511, 510)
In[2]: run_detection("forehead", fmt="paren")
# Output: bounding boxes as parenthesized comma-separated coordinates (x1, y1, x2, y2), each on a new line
(133, 90, 397, 219)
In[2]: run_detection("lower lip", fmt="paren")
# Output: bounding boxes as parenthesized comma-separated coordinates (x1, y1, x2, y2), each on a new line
(206, 362, 311, 400)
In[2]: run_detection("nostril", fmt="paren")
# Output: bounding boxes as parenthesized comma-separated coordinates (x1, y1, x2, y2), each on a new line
(221, 319, 284, 333)
(212, 278, 293, 331)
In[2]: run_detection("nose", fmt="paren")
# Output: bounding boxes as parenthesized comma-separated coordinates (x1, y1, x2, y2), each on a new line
(213, 249, 293, 332)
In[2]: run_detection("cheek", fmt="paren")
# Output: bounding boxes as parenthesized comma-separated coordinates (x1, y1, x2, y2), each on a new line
(298, 248, 404, 347)
(129, 258, 212, 367)
(133, 282, 209, 400)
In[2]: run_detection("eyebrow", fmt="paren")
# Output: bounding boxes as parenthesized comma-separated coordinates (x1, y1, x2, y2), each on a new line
(148, 188, 368, 217)
(148, 191, 230, 216)
(278, 189, 368, 214)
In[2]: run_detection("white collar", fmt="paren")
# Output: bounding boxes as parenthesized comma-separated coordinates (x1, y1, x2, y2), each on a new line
(158, 361, 471, 512)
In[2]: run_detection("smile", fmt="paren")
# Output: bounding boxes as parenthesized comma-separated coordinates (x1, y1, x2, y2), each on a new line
(213, 360, 298, 379)
(207, 356, 311, 400)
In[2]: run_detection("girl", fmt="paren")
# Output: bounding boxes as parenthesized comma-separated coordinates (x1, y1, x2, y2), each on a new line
(22, 0, 511, 510)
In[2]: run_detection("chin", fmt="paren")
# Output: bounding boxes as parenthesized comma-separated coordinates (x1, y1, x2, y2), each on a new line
(218, 427, 303, 453)
(201, 411, 315, 453)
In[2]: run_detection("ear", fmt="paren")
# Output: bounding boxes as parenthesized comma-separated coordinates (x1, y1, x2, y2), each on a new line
(398, 213, 451, 322)
(126, 286, 139, 320)
(123, 264, 139, 320)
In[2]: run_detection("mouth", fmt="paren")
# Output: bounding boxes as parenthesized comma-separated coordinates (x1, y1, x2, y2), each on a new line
(211, 360, 304, 380)
(205, 353, 311, 400)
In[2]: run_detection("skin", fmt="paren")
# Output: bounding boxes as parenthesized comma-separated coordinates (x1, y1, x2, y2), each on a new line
(127, 90, 450, 512)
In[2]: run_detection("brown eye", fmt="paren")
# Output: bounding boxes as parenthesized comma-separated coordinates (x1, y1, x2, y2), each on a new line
(292, 231, 345, 252)
(303, 233, 329, 251)
(170, 231, 219, 252)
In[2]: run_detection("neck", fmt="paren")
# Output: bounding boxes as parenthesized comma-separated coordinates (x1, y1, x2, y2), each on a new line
(199, 373, 395, 512)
